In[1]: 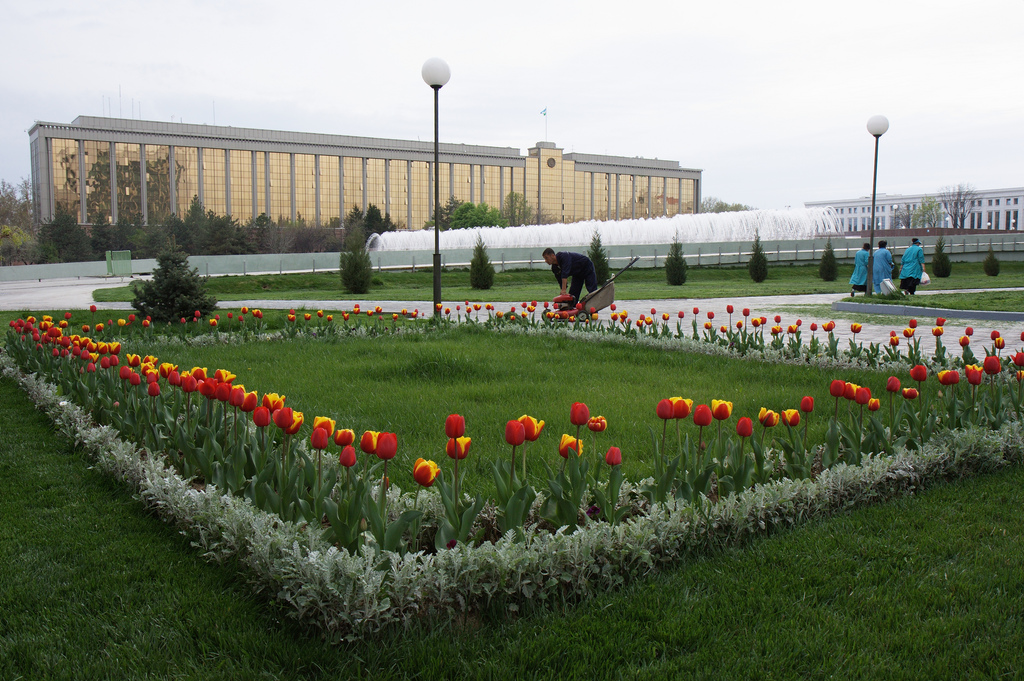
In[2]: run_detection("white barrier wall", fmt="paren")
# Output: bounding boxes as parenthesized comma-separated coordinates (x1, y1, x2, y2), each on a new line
(1, 233, 1021, 282)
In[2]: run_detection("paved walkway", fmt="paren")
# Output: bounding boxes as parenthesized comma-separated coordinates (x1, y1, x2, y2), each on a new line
(2, 276, 1021, 354)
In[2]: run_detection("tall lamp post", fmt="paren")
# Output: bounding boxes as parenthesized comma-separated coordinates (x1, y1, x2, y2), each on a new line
(422, 57, 451, 318)
(865, 114, 889, 297)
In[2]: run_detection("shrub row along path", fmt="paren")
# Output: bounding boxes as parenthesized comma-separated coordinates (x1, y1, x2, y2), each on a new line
(4, 275, 1023, 355)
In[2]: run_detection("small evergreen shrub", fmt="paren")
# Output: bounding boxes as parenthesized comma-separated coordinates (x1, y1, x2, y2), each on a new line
(931, 236, 952, 278)
(588, 232, 611, 284)
(748, 232, 768, 283)
(131, 250, 217, 323)
(983, 246, 1000, 276)
(340, 226, 373, 294)
(818, 238, 837, 281)
(469, 235, 495, 290)
(665, 239, 687, 285)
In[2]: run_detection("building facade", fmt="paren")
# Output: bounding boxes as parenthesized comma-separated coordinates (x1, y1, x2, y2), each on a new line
(806, 188, 1022, 233)
(29, 117, 701, 229)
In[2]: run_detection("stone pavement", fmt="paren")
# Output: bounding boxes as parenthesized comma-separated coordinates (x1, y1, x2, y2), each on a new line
(2, 276, 1021, 355)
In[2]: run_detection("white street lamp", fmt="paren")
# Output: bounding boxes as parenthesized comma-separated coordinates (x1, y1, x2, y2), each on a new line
(422, 57, 451, 317)
(865, 115, 889, 296)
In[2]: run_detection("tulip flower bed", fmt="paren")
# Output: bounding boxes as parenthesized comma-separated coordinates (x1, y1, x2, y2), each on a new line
(4, 313, 1024, 640)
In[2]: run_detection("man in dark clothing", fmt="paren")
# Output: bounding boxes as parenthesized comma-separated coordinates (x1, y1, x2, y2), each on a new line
(543, 248, 598, 304)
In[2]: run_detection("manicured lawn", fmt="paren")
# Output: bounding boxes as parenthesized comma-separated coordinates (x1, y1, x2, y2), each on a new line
(843, 289, 1024, 313)
(90, 260, 1024, 304)
(2, 373, 1021, 680)
(137, 326, 885, 495)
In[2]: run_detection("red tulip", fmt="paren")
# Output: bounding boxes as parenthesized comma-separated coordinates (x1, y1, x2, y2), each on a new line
(908, 319, 917, 329)
(446, 436, 472, 459)
(909, 365, 928, 383)
(966, 365, 983, 385)
(240, 390, 259, 412)
(1013, 352, 1024, 367)
(333, 428, 355, 446)
(990, 330, 1001, 341)
(215, 382, 232, 402)
(229, 385, 246, 407)
(994, 337, 1005, 350)
(656, 399, 673, 420)
(360, 431, 380, 454)
(959, 336, 970, 347)
(505, 420, 526, 446)
(253, 406, 271, 428)
(310, 428, 330, 450)
(800, 396, 814, 413)
(146, 382, 160, 397)
(518, 415, 545, 441)
(129, 372, 141, 386)
(692, 404, 712, 427)
(339, 446, 357, 468)
(413, 458, 440, 487)
(558, 434, 582, 458)
(605, 446, 622, 466)
(902, 387, 919, 400)
(983, 355, 1002, 375)
(854, 387, 871, 405)
(711, 400, 733, 420)
(587, 416, 607, 432)
(273, 407, 295, 431)
(936, 317, 946, 326)
(742, 308, 750, 316)
(570, 402, 590, 426)
(119, 366, 132, 380)
(376, 432, 397, 460)
(932, 327, 943, 337)
(181, 375, 198, 393)
(445, 413, 466, 438)
(781, 409, 800, 427)
(829, 380, 846, 397)
(843, 382, 857, 401)
(868, 398, 880, 411)
(937, 370, 960, 386)
(670, 397, 692, 419)
(774, 315, 782, 324)
(736, 417, 753, 438)
(965, 327, 974, 337)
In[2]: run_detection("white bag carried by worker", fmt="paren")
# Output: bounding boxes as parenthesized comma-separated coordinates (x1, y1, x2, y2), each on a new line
(919, 272, 931, 286)
(880, 278, 897, 295)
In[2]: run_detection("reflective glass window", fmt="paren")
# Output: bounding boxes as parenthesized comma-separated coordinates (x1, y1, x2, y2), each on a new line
(320, 156, 340, 226)
(145, 145, 172, 224)
(174, 146, 199, 216)
(665, 178, 680, 217)
(452, 164, 471, 203)
(51, 138, 80, 220)
(388, 160, 408, 228)
(410, 161, 430, 229)
(229, 150, 253, 220)
(483, 166, 501, 210)
(254, 152, 267, 216)
(83, 140, 112, 224)
(268, 152, 291, 223)
(114, 143, 142, 222)
(294, 154, 315, 223)
(366, 158, 385, 212)
(343, 157, 362, 213)
(202, 148, 226, 215)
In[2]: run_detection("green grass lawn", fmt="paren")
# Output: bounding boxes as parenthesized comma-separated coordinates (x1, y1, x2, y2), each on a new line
(2, 373, 1021, 680)
(135, 326, 888, 495)
(843, 289, 1024, 313)
(90, 260, 1024, 304)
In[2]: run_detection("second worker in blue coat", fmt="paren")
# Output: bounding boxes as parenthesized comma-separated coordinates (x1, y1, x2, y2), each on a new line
(849, 243, 870, 296)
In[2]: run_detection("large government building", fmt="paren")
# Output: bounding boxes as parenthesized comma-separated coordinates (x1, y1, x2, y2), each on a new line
(29, 116, 702, 229)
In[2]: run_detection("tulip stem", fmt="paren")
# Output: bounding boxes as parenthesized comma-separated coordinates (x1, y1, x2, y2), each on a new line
(510, 445, 517, 483)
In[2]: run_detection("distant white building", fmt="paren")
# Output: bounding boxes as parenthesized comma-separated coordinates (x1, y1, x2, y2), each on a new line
(805, 187, 1022, 233)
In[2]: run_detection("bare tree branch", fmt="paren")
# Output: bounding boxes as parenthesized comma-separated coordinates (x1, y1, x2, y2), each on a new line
(938, 183, 978, 230)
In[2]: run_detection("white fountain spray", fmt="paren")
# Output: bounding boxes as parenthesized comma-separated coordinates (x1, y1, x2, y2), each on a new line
(366, 208, 842, 251)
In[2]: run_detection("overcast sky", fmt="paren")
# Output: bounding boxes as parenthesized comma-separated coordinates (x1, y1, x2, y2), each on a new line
(2, 0, 1022, 210)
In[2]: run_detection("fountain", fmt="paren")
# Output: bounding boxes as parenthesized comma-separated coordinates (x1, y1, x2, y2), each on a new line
(366, 208, 842, 251)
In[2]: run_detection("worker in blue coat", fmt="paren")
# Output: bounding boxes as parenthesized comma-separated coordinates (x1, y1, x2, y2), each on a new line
(543, 248, 597, 304)
(872, 240, 894, 293)
(849, 243, 870, 296)
(899, 237, 926, 295)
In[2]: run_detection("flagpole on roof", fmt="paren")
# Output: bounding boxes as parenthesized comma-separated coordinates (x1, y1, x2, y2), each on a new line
(540, 107, 548, 141)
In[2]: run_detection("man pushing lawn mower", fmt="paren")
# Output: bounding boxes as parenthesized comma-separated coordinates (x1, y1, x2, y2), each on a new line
(543, 248, 598, 306)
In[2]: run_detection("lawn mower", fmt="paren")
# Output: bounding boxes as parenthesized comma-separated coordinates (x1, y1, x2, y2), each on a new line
(551, 255, 640, 321)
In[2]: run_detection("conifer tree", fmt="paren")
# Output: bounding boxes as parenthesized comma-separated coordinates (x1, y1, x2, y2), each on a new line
(588, 232, 611, 284)
(818, 238, 838, 281)
(665, 239, 687, 285)
(131, 250, 217, 323)
(340, 225, 373, 294)
(931, 236, 952, 278)
(469, 235, 495, 289)
(983, 246, 1000, 276)
(748, 232, 769, 283)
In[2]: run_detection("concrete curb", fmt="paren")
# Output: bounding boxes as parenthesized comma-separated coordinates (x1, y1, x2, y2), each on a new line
(832, 301, 1024, 322)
